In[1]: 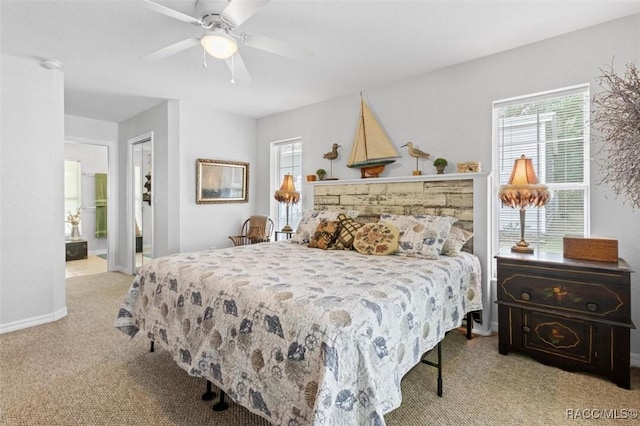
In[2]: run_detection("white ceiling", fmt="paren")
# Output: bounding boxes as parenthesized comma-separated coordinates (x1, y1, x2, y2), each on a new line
(2, 0, 640, 122)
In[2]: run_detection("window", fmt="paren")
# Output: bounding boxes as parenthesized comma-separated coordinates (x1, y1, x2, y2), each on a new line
(493, 85, 589, 254)
(272, 139, 302, 231)
(64, 160, 82, 236)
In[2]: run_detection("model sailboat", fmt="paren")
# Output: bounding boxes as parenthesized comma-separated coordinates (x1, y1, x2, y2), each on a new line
(347, 95, 400, 178)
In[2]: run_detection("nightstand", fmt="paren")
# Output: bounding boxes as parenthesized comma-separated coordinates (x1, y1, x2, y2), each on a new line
(275, 231, 294, 241)
(496, 251, 634, 389)
(66, 239, 88, 261)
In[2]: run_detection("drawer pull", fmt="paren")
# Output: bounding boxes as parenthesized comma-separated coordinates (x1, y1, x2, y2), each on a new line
(520, 292, 531, 301)
(522, 325, 531, 333)
(586, 302, 599, 312)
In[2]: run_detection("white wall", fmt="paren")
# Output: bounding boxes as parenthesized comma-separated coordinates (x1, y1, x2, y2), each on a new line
(118, 101, 180, 272)
(257, 15, 640, 356)
(178, 101, 256, 252)
(118, 99, 256, 265)
(1, 54, 66, 333)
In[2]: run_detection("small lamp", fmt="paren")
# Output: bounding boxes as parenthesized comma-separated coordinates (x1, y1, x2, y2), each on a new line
(498, 155, 551, 253)
(274, 174, 300, 232)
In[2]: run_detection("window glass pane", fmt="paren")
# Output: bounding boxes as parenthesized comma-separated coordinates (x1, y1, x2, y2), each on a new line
(495, 87, 589, 254)
(274, 140, 302, 231)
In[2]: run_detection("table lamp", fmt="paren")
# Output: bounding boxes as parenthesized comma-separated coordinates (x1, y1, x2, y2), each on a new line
(498, 155, 551, 253)
(274, 174, 300, 232)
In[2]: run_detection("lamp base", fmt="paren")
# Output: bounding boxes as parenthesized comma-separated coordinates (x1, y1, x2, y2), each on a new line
(281, 225, 293, 232)
(511, 241, 534, 254)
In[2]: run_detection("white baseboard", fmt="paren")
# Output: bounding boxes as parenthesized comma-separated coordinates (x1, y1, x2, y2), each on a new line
(0, 306, 67, 335)
(114, 265, 130, 274)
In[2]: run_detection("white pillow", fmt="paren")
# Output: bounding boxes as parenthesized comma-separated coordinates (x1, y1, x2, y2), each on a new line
(290, 210, 358, 244)
(441, 226, 474, 257)
(379, 213, 458, 259)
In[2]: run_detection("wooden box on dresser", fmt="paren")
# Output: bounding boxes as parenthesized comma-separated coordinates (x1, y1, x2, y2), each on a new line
(496, 252, 634, 389)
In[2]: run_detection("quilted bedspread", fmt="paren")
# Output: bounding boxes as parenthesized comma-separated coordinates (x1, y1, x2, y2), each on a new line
(115, 242, 482, 426)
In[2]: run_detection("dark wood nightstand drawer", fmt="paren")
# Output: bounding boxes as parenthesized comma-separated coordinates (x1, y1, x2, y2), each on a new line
(498, 268, 630, 322)
(523, 311, 594, 363)
(66, 240, 87, 261)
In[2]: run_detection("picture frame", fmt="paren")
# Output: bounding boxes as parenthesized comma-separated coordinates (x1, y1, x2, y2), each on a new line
(196, 158, 249, 204)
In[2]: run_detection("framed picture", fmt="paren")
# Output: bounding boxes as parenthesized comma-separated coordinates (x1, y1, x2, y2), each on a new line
(196, 159, 249, 204)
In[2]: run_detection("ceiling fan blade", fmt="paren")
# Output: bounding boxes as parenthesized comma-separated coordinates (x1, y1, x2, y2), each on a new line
(221, 0, 270, 28)
(224, 52, 252, 85)
(241, 33, 314, 59)
(144, 0, 203, 25)
(141, 38, 200, 60)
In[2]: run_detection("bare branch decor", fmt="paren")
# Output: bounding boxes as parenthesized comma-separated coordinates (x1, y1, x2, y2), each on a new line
(592, 62, 640, 210)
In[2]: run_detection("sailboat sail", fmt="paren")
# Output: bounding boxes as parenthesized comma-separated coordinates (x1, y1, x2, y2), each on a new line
(347, 97, 399, 175)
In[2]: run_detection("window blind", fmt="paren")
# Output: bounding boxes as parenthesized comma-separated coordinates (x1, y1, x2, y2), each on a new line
(274, 139, 302, 231)
(495, 85, 590, 253)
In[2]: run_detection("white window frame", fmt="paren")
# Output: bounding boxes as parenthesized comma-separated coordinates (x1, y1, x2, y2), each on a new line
(492, 84, 590, 260)
(270, 137, 303, 232)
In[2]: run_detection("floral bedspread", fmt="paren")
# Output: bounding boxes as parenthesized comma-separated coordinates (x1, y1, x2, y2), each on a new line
(115, 242, 482, 426)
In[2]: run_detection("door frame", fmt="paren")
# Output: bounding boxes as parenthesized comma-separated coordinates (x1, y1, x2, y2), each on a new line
(65, 136, 117, 272)
(127, 132, 154, 274)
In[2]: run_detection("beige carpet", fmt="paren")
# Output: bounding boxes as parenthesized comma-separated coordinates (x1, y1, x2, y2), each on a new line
(1, 272, 638, 425)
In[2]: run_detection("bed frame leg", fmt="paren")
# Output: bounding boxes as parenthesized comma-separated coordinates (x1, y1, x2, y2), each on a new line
(466, 312, 473, 340)
(149, 340, 155, 352)
(420, 341, 443, 397)
(212, 390, 229, 411)
(436, 341, 443, 397)
(202, 380, 216, 401)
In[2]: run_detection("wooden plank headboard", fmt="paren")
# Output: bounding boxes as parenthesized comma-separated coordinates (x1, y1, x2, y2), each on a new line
(311, 173, 492, 336)
(313, 178, 475, 251)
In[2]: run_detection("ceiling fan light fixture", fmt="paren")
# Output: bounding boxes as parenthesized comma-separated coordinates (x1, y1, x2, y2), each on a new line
(201, 30, 238, 59)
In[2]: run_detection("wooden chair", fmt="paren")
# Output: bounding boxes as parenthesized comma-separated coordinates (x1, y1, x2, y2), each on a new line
(228, 215, 274, 246)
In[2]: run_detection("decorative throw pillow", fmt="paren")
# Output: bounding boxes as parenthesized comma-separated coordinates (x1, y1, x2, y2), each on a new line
(353, 223, 399, 255)
(442, 226, 474, 257)
(379, 213, 458, 259)
(309, 221, 340, 249)
(290, 210, 358, 244)
(332, 213, 365, 250)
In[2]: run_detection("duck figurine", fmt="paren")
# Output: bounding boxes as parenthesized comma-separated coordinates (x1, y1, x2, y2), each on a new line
(323, 143, 340, 160)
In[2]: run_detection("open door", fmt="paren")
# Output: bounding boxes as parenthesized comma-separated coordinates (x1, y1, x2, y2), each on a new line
(131, 136, 153, 273)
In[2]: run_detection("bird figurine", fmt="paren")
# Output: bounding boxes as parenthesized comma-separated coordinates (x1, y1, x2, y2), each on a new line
(401, 142, 430, 175)
(323, 143, 340, 179)
(323, 143, 340, 160)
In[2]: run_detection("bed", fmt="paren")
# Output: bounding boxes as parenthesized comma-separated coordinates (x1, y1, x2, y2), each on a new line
(115, 238, 482, 425)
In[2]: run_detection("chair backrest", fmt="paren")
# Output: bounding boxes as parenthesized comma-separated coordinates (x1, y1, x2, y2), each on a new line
(229, 215, 274, 246)
(245, 215, 273, 242)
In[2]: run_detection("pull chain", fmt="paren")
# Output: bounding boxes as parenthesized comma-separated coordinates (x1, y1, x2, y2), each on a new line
(230, 54, 235, 84)
(202, 46, 207, 69)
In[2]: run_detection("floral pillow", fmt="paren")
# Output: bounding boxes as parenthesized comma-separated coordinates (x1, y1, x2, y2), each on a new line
(379, 213, 458, 259)
(332, 213, 365, 250)
(308, 221, 340, 250)
(441, 226, 474, 257)
(353, 223, 399, 255)
(290, 210, 358, 244)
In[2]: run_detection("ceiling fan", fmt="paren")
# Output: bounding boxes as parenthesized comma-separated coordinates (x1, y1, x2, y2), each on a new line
(142, 0, 313, 84)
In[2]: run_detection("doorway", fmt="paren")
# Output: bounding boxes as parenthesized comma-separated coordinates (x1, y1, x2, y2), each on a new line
(64, 141, 110, 277)
(131, 135, 153, 273)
